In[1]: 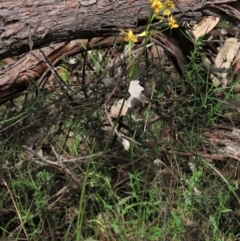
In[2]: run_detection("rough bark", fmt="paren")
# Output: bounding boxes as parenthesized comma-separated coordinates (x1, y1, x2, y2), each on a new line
(0, 0, 239, 101)
(0, 0, 237, 59)
(0, 0, 149, 59)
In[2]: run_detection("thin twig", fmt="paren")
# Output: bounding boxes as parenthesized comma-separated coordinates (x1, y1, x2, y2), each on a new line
(165, 150, 225, 160)
(61, 148, 118, 163)
(22, 145, 81, 187)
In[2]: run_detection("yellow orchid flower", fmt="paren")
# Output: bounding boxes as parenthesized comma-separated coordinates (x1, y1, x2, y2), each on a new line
(155, 14, 164, 20)
(168, 15, 179, 29)
(151, 0, 164, 13)
(120, 30, 146, 43)
(163, 8, 171, 16)
(164, 0, 175, 8)
(137, 31, 147, 37)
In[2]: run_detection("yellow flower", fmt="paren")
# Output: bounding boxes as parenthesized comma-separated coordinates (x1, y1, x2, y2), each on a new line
(164, 0, 175, 8)
(155, 9, 170, 19)
(120, 30, 146, 43)
(151, 0, 164, 13)
(155, 14, 164, 20)
(168, 15, 179, 29)
(137, 31, 147, 37)
(163, 8, 171, 16)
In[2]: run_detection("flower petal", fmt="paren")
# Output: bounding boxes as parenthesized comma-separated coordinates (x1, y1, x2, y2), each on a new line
(163, 8, 171, 16)
(137, 31, 146, 37)
(119, 29, 126, 34)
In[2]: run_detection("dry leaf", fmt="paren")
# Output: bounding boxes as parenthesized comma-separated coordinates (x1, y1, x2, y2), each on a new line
(215, 38, 239, 68)
(232, 56, 240, 76)
(117, 136, 130, 151)
(128, 80, 150, 104)
(109, 80, 151, 118)
(122, 138, 130, 151)
(109, 99, 129, 118)
(153, 159, 164, 166)
(215, 38, 240, 86)
(192, 16, 220, 40)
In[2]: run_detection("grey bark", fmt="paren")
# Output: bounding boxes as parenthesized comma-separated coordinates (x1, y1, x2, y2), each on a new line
(0, 0, 149, 59)
(0, 0, 237, 59)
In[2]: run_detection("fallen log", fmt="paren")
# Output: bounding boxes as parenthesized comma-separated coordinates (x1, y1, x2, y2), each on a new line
(0, 0, 238, 101)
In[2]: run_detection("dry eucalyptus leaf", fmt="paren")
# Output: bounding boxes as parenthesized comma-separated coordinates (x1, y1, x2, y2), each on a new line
(109, 80, 151, 118)
(128, 80, 150, 104)
(211, 74, 222, 87)
(215, 38, 240, 86)
(215, 38, 239, 68)
(192, 16, 220, 40)
(109, 98, 129, 118)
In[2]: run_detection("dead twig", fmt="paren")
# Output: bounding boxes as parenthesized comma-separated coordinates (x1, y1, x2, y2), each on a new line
(22, 145, 81, 187)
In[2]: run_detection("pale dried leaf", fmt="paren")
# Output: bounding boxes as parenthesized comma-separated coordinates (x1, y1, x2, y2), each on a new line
(153, 159, 164, 166)
(211, 74, 221, 87)
(122, 138, 130, 151)
(36, 149, 43, 157)
(215, 38, 240, 85)
(188, 161, 195, 171)
(69, 57, 77, 65)
(128, 80, 150, 104)
(109, 99, 129, 118)
(192, 16, 220, 40)
(215, 38, 239, 68)
(193, 187, 202, 196)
